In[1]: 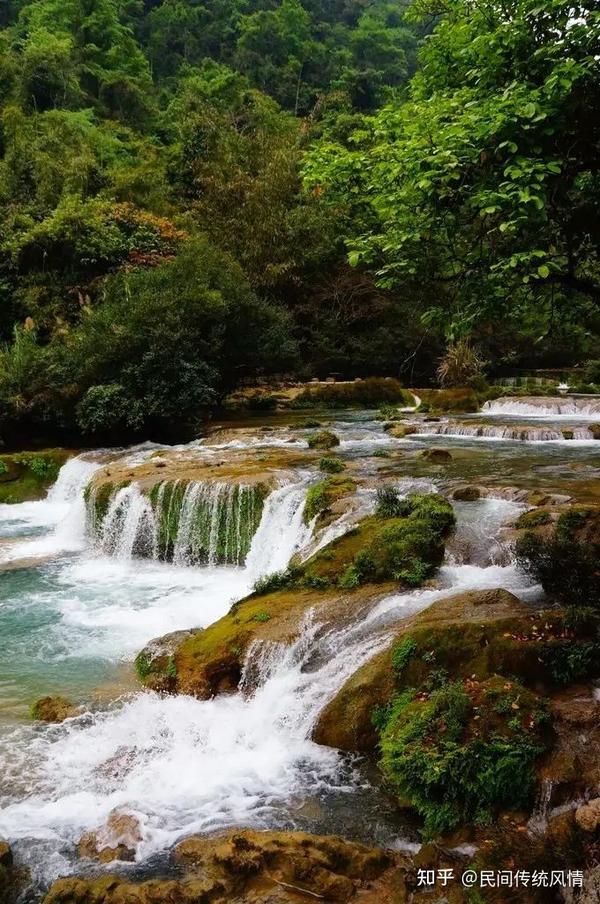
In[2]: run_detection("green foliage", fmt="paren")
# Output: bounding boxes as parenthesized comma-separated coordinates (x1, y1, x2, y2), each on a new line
(379, 678, 548, 836)
(350, 493, 455, 586)
(392, 637, 417, 675)
(515, 511, 600, 609)
(319, 457, 345, 474)
(252, 570, 294, 595)
(305, 0, 600, 345)
(251, 611, 271, 623)
(304, 482, 329, 523)
(375, 485, 412, 519)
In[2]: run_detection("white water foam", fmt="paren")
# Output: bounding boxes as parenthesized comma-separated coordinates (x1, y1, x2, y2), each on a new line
(0, 456, 103, 561)
(482, 397, 600, 418)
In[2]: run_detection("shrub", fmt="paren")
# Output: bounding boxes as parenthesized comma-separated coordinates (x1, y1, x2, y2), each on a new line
(375, 485, 413, 519)
(515, 526, 600, 609)
(304, 482, 329, 522)
(27, 456, 58, 481)
(319, 456, 345, 473)
(437, 339, 486, 387)
(252, 570, 293, 594)
(379, 678, 548, 836)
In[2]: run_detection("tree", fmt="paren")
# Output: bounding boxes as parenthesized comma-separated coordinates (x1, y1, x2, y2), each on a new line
(305, 0, 600, 342)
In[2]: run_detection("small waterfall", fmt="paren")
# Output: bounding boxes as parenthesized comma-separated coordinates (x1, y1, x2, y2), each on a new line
(245, 480, 312, 579)
(99, 484, 159, 560)
(415, 422, 594, 441)
(91, 479, 269, 566)
(482, 396, 600, 418)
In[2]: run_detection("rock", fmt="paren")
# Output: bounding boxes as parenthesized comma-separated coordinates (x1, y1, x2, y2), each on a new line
(420, 448, 452, 462)
(45, 829, 411, 904)
(314, 588, 530, 751)
(78, 810, 142, 863)
(0, 839, 27, 904)
(589, 423, 600, 439)
(307, 430, 340, 449)
(562, 429, 574, 439)
(135, 628, 202, 692)
(0, 842, 13, 869)
(30, 695, 78, 723)
(576, 799, 600, 833)
(385, 423, 417, 438)
(515, 508, 552, 529)
(452, 485, 481, 501)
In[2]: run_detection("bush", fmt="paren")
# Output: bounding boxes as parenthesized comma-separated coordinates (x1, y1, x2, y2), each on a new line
(379, 678, 548, 836)
(77, 384, 144, 435)
(375, 485, 412, 519)
(304, 482, 329, 523)
(515, 513, 600, 609)
(319, 456, 345, 473)
(27, 456, 59, 481)
(252, 570, 293, 594)
(437, 339, 486, 388)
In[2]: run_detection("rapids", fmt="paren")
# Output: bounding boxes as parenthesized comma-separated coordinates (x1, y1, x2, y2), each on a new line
(0, 404, 598, 893)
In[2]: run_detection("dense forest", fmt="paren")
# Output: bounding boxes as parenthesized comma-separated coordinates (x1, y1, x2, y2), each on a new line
(0, 0, 598, 442)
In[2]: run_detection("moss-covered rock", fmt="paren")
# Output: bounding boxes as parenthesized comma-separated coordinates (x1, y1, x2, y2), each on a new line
(303, 475, 356, 526)
(515, 508, 552, 529)
(385, 423, 417, 438)
(318, 456, 345, 473)
(314, 588, 529, 752)
(379, 675, 549, 836)
(516, 505, 600, 608)
(135, 629, 201, 692)
(0, 450, 70, 504)
(307, 430, 340, 449)
(30, 695, 78, 723)
(0, 840, 27, 904)
(419, 448, 453, 462)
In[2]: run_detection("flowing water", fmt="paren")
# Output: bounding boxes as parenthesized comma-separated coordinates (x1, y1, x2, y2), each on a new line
(1, 404, 598, 893)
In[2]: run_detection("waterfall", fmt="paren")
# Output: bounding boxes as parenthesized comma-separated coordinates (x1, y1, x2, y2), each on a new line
(0, 455, 102, 562)
(90, 479, 282, 567)
(245, 480, 312, 579)
(99, 484, 159, 560)
(415, 422, 595, 441)
(482, 396, 600, 418)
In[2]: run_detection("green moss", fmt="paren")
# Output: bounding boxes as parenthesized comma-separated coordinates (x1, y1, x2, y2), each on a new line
(252, 611, 271, 623)
(392, 637, 417, 675)
(319, 456, 345, 473)
(307, 430, 340, 450)
(515, 509, 552, 529)
(147, 479, 269, 563)
(301, 493, 454, 589)
(291, 378, 410, 410)
(379, 677, 549, 837)
(135, 652, 153, 680)
(303, 475, 356, 525)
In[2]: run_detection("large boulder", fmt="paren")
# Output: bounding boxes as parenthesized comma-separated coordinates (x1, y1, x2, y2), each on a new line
(314, 588, 530, 751)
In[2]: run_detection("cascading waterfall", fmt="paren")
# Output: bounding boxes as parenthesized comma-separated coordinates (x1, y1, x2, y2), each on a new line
(0, 497, 540, 885)
(90, 479, 269, 566)
(482, 396, 600, 418)
(414, 422, 595, 441)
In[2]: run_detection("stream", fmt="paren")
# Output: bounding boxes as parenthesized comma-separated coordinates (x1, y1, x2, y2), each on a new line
(0, 400, 599, 893)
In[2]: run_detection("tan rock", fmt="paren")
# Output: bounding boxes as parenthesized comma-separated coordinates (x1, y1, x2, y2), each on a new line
(576, 798, 600, 833)
(30, 696, 78, 723)
(78, 809, 142, 863)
